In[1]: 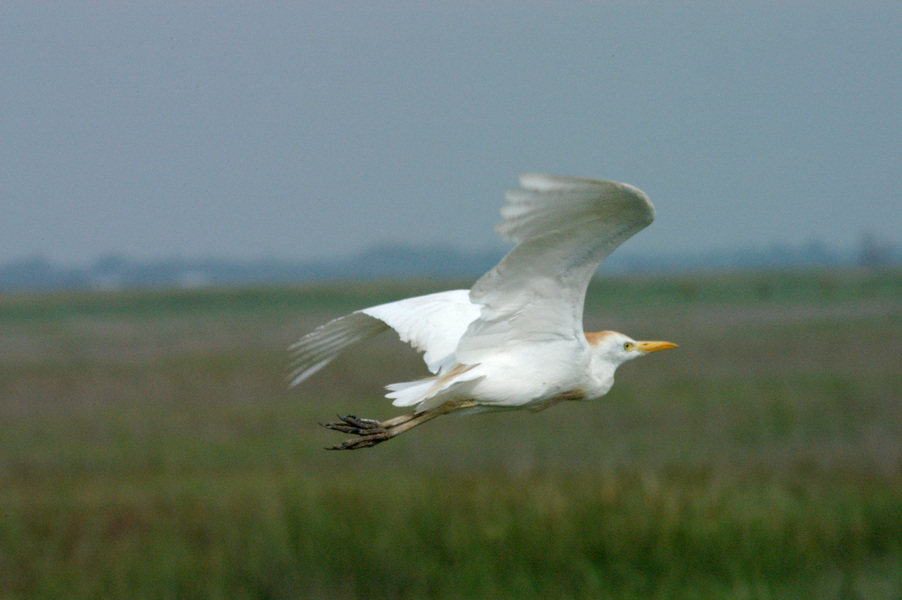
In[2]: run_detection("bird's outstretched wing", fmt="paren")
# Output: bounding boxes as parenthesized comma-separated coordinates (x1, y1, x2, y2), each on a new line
(455, 174, 654, 363)
(288, 311, 389, 386)
(288, 290, 478, 386)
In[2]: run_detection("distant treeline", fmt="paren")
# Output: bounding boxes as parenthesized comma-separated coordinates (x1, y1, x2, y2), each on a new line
(0, 239, 898, 292)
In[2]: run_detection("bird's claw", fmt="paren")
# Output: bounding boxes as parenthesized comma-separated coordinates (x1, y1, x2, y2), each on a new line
(321, 414, 391, 450)
(320, 414, 384, 435)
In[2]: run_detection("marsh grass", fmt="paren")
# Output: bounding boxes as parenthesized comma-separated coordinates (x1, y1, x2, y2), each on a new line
(1, 269, 901, 598)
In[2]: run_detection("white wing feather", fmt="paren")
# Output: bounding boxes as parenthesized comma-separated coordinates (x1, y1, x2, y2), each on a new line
(288, 290, 478, 386)
(362, 290, 478, 373)
(456, 174, 654, 364)
(288, 312, 388, 386)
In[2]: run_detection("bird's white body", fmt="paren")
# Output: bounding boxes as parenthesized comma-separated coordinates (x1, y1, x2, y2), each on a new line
(368, 290, 590, 408)
(289, 174, 676, 447)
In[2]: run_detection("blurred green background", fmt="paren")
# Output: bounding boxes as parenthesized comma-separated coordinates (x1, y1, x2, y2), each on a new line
(1, 269, 901, 599)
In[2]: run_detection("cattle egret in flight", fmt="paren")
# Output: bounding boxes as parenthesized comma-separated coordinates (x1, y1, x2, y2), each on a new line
(289, 174, 676, 449)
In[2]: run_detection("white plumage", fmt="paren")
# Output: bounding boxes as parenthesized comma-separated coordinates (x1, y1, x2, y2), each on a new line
(290, 174, 676, 449)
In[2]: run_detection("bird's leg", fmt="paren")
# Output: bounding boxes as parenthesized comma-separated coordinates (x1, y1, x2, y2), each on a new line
(319, 412, 415, 438)
(321, 399, 477, 450)
(527, 388, 586, 413)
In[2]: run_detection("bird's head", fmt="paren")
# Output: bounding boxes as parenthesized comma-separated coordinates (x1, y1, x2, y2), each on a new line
(586, 330, 677, 368)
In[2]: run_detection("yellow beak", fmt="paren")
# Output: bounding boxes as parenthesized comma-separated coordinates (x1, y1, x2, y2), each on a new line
(637, 340, 678, 353)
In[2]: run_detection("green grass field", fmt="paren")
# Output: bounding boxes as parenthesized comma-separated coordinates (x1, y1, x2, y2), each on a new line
(1, 269, 901, 599)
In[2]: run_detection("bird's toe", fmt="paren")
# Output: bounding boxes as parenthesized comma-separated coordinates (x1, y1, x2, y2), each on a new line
(326, 431, 391, 450)
(320, 414, 386, 435)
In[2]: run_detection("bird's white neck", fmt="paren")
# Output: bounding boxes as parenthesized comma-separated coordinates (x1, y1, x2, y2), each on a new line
(586, 354, 618, 399)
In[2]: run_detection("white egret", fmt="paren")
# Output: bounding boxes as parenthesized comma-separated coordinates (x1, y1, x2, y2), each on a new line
(289, 174, 676, 449)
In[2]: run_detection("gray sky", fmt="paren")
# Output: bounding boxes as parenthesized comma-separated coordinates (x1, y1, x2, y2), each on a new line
(2, 2, 900, 266)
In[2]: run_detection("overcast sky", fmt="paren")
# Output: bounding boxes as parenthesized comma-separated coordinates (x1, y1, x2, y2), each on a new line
(2, 2, 900, 267)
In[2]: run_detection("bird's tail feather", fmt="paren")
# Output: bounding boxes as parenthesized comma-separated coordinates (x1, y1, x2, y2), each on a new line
(386, 363, 483, 412)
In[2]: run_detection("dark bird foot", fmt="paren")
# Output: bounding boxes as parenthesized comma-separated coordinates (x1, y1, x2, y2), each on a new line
(319, 401, 475, 450)
(320, 414, 394, 450)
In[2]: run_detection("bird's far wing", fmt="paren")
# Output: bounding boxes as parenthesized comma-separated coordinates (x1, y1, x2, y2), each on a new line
(456, 174, 654, 363)
(288, 311, 389, 386)
(288, 289, 479, 387)
(361, 289, 479, 373)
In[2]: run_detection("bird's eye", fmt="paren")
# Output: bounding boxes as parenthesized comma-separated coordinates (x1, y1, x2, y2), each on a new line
(623, 342, 634, 351)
